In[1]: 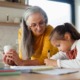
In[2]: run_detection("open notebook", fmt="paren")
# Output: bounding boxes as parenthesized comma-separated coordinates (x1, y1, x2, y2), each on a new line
(10, 66, 79, 75)
(10, 65, 54, 73)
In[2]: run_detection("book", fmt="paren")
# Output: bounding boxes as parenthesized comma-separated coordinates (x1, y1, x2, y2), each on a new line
(0, 68, 21, 76)
(10, 65, 54, 73)
(0, 69, 16, 72)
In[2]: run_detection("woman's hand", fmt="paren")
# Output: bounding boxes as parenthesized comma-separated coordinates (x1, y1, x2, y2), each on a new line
(3, 49, 23, 66)
(3, 49, 42, 66)
(44, 59, 58, 67)
(3, 52, 15, 65)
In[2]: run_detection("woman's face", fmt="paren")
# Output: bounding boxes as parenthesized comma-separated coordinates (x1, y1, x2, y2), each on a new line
(27, 12, 46, 36)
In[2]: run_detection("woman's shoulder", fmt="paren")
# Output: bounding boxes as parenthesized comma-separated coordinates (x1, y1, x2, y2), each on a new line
(44, 25, 54, 35)
(18, 26, 22, 34)
(46, 25, 54, 31)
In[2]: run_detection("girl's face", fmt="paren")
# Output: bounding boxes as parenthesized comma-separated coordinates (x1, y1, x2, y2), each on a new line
(51, 40, 71, 52)
(27, 12, 46, 36)
(51, 33, 74, 53)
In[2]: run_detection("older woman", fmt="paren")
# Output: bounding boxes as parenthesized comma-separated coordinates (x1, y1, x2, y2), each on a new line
(3, 6, 58, 66)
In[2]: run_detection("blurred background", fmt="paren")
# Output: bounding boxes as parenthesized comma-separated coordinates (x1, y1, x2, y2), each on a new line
(0, 0, 79, 53)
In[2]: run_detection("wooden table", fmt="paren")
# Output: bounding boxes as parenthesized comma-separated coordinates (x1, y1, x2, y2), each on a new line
(0, 70, 80, 80)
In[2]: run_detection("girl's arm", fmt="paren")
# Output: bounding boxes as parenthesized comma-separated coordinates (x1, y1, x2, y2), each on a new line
(44, 58, 80, 68)
(44, 51, 68, 68)
(50, 51, 68, 60)
(57, 59, 80, 68)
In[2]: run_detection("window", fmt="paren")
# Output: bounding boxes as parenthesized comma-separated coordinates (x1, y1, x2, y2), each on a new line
(75, 0, 80, 32)
(29, 0, 71, 27)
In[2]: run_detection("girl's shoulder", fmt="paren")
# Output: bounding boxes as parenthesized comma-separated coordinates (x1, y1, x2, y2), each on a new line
(74, 39, 80, 49)
(76, 39, 80, 45)
(71, 39, 80, 49)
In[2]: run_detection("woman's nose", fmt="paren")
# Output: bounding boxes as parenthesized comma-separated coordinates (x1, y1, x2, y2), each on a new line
(37, 25, 41, 30)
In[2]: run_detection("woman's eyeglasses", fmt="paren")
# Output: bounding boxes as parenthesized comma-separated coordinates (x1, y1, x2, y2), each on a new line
(29, 21, 45, 28)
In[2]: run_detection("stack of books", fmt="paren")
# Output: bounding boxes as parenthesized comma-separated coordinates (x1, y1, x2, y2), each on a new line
(0, 67, 21, 76)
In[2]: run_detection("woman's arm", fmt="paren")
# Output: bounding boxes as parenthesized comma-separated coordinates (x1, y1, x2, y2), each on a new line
(4, 49, 42, 66)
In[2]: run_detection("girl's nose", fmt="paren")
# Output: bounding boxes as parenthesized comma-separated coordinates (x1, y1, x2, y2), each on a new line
(58, 47, 61, 51)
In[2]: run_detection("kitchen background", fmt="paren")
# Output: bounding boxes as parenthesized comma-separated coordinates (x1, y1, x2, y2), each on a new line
(0, 0, 28, 52)
(0, 0, 80, 53)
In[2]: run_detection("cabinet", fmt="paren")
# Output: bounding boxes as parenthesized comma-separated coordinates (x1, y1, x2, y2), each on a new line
(0, 1, 29, 26)
(0, 1, 29, 9)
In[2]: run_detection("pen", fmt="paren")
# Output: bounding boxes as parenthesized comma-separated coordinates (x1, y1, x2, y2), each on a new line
(47, 50, 50, 59)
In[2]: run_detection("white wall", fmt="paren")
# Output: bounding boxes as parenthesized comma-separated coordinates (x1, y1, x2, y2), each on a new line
(0, 26, 19, 51)
(0, 7, 25, 51)
(29, 0, 71, 27)
(75, 0, 80, 32)
(0, 7, 25, 22)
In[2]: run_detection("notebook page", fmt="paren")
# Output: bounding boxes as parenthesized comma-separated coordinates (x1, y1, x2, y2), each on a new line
(33, 68, 79, 75)
(10, 65, 54, 73)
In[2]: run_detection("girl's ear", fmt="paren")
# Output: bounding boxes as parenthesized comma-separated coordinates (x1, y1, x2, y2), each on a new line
(64, 33, 71, 40)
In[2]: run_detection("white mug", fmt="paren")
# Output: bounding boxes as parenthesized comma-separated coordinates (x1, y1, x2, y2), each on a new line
(3, 45, 16, 54)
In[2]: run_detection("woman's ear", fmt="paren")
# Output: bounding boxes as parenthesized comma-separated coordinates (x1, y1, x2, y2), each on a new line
(64, 33, 71, 40)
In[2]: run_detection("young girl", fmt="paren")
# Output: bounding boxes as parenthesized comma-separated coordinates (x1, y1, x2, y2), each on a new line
(44, 23, 80, 68)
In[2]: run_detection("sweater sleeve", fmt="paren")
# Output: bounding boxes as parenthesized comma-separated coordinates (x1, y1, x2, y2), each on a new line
(50, 51, 69, 68)
(58, 59, 80, 68)
(50, 51, 68, 60)
(38, 38, 58, 64)
(51, 51, 80, 68)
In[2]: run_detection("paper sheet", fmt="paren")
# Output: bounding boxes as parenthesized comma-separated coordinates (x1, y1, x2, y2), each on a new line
(33, 68, 79, 75)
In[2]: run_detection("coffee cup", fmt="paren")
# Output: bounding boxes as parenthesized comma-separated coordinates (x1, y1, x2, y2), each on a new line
(3, 45, 16, 54)
(3, 45, 16, 66)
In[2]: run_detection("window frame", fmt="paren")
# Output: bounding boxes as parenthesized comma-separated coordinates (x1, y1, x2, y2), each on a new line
(49, 0, 75, 25)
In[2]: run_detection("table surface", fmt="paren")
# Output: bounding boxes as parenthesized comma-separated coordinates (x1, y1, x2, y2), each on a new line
(0, 69, 80, 80)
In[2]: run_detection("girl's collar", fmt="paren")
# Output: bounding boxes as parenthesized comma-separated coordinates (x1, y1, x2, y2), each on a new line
(71, 40, 78, 50)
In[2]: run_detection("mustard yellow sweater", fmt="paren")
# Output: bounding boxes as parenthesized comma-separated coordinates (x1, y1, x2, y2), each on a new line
(18, 25, 58, 64)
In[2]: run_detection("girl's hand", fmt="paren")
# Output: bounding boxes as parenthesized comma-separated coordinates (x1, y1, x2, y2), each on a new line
(44, 59, 58, 67)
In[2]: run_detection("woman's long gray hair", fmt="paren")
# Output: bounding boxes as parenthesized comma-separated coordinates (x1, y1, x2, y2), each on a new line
(21, 6, 48, 59)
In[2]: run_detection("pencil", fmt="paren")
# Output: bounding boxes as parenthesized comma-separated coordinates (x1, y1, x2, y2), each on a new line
(47, 50, 50, 59)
